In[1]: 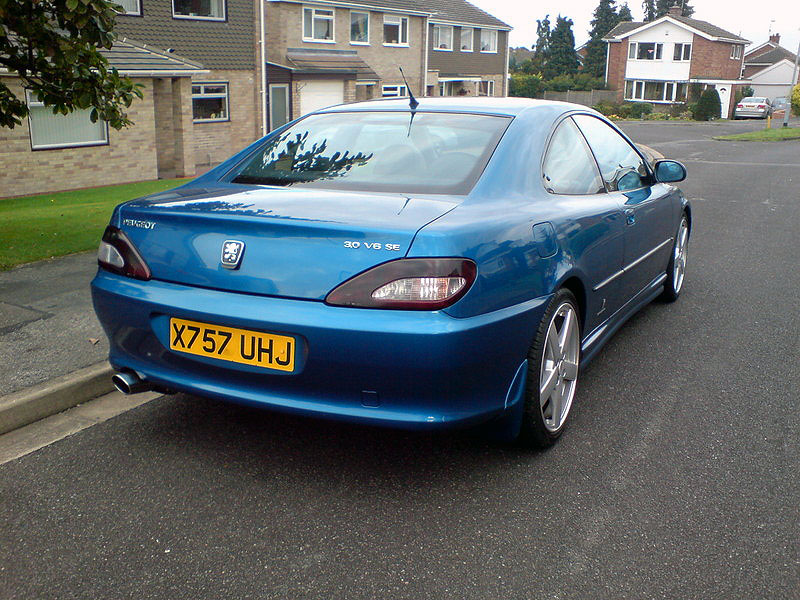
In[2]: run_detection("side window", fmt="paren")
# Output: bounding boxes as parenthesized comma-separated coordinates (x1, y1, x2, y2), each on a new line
(572, 114, 649, 192)
(542, 118, 604, 195)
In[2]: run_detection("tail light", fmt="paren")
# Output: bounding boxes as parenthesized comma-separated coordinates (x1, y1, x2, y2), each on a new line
(326, 258, 477, 310)
(737, 104, 743, 108)
(97, 226, 151, 280)
(757, 104, 766, 109)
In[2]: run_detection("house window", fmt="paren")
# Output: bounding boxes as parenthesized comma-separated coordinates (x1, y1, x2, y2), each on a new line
(673, 43, 691, 61)
(432, 25, 453, 50)
(730, 44, 742, 59)
(632, 42, 662, 60)
(303, 7, 334, 42)
(26, 91, 108, 150)
(384, 15, 408, 45)
(480, 29, 497, 53)
(350, 11, 369, 44)
(382, 85, 408, 97)
(625, 79, 687, 102)
(192, 82, 229, 122)
(478, 80, 495, 96)
(172, 0, 225, 20)
(116, 0, 141, 16)
(460, 27, 474, 51)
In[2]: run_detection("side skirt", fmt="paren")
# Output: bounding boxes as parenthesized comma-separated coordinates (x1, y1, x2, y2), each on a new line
(579, 272, 668, 368)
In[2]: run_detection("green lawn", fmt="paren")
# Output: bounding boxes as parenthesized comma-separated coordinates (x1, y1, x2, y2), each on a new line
(0, 178, 191, 270)
(714, 127, 800, 142)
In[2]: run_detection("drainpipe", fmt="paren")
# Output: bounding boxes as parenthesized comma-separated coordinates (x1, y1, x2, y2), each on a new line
(259, 0, 268, 136)
(422, 16, 429, 95)
(503, 30, 510, 96)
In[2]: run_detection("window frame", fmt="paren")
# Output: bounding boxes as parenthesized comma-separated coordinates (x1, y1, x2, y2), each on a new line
(540, 115, 606, 196)
(478, 80, 495, 97)
(26, 91, 109, 151)
(730, 44, 742, 59)
(383, 14, 409, 46)
(191, 81, 230, 123)
(381, 84, 408, 97)
(480, 29, 498, 53)
(571, 113, 653, 194)
(460, 27, 474, 52)
(673, 42, 691, 61)
(631, 41, 663, 60)
(349, 10, 369, 45)
(432, 24, 454, 51)
(115, 0, 142, 17)
(303, 6, 335, 43)
(624, 79, 687, 103)
(172, 0, 226, 21)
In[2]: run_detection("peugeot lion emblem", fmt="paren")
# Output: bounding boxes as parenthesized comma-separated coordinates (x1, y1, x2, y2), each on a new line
(221, 240, 245, 269)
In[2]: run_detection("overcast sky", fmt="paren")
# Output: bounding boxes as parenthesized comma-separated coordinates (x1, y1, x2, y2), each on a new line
(469, 0, 800, 56)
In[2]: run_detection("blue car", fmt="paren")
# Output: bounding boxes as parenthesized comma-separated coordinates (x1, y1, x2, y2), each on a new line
(91, 97, 690, 447)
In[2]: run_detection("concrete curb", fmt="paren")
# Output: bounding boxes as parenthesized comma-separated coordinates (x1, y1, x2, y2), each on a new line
(0, 362, 114, 435)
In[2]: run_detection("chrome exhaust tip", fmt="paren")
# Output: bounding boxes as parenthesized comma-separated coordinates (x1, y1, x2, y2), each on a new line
(112, 371, 152, 395)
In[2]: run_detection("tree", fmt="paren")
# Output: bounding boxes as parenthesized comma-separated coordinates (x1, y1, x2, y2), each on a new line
(0, 0, 142, 130)
(583, 0, 621, 78)
(618, 3, 634, 21)
(545, 16, 579, 79)
(530, 15, 551, 73)
(656, 0, 694, 18)
(642, 0, 656, 21)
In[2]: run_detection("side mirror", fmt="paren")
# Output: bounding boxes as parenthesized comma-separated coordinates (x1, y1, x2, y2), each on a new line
(654, 159, 687, 183)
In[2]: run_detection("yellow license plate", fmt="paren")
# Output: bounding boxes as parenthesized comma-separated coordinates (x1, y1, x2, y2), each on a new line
(169, 317, 295, 372)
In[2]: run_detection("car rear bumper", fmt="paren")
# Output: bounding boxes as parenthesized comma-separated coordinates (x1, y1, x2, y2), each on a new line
(734, 109, 768, 118)
(91, 270, 548, 430)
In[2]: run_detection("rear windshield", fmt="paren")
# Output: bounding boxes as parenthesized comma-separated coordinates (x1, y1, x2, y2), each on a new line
(229, 111, 511, 195)
(742, 97, 767, 103)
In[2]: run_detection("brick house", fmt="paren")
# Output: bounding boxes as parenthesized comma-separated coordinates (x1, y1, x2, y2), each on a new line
(0, 40, 207, 197)
(743, 34, 799, 101)
(603, 5, 750, 118)
(425, 2, 511, 98)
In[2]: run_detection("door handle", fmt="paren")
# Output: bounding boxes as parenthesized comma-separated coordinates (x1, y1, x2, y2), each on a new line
(624, 209, 636, 226)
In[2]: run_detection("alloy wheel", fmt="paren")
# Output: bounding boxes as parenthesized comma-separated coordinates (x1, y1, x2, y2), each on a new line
(539, 302, 580, 432)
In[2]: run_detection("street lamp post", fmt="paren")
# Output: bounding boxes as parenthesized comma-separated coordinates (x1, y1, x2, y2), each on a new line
(783, 36, 800, 128)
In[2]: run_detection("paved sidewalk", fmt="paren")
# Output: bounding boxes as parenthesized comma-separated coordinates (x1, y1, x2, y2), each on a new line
(0, 252, 108, 396)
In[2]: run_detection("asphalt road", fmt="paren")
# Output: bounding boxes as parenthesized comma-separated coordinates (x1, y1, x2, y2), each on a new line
(2, 121, 799, 599)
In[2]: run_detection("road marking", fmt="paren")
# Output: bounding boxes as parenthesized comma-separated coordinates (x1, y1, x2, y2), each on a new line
(0, 390, 160, 465)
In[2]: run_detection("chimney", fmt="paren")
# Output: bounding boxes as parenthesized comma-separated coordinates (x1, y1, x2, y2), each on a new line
(769, 33, 780, 45)
(668, 5, 682, 16)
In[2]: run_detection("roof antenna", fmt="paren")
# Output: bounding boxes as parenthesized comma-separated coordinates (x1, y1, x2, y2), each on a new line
(398, 66, 419, 110)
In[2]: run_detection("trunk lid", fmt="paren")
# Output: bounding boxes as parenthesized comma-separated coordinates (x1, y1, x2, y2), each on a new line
(117, 185, 457, 299)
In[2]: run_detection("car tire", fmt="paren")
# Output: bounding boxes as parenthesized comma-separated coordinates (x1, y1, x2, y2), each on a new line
(518, 289, 581, 448)
(660, 213, 689, 302)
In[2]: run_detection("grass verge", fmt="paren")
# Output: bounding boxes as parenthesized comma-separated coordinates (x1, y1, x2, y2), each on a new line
(0, 178, 190, 270)
(714, 127, 800, 142)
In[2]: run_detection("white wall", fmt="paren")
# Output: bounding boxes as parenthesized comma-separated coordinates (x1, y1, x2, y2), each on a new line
(625, 20, 693, 81)
(750, 60, 798, 100)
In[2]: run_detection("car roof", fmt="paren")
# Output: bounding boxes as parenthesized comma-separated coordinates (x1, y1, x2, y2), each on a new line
(319, 96, 586, 118)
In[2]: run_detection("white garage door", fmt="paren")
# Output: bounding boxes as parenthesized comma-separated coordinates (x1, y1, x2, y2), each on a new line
(299, 80, 344, 116)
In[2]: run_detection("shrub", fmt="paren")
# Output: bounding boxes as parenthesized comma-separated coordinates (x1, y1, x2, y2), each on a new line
(792, 83, 800, 117)
(509, 73, 544, 98)
(740, 85, 755, 98)
(688, 83, 704, 103)
(643, 112, 670, 120)
(592, 100, 617, 116)
(694, 88, 721, 121)
(628, 102, 654, 118)
(668, 102, 687, 117)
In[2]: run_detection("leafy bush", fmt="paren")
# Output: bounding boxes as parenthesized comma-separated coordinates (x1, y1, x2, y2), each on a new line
(628, 102, 654, 118)
(740, 86, 755, 98)
(592, 101, 617, 116)
(643, 112, 670, 120)
(792, 83, 800, 116)
(693, 88, 721, 121)
(668, 102, 687, 117)
(509, 73, 545, 98)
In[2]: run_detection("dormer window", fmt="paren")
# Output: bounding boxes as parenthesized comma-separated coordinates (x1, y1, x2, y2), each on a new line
(173, 0, 226, 21)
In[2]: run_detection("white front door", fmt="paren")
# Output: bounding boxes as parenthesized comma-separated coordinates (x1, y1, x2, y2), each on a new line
(716, 85, 731, 119)
(299, 80, 344, 116)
